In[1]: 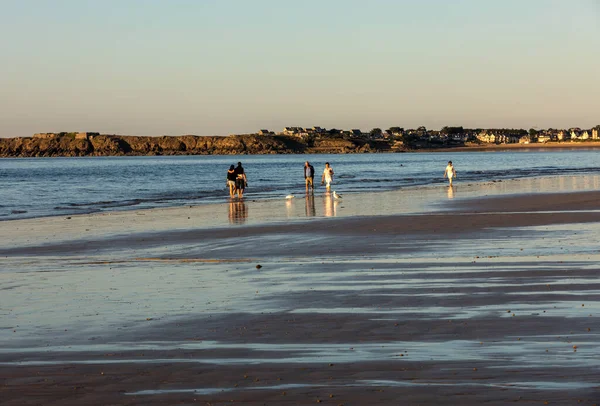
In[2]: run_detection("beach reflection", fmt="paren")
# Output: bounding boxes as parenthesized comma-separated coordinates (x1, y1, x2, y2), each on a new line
(228, 200, 248, 224)
(305, 193, 316, 217)
(323, 192, 337, 217)
(285, 198, 294, 218)
(447, 186, 455, 199)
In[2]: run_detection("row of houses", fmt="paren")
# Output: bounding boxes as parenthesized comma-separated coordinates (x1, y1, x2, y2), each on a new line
(479, 127, 600, 144)
(257, 127, 366, 141)
(256, 126, 600, 145)
(261, 127, 405, 140)
(477, 131, 524, 144)
(272, 126, 474, 143)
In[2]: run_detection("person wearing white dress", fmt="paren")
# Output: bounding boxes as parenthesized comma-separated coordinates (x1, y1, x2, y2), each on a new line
(321, 162, 334, 190)
(444, 161, 457, 186)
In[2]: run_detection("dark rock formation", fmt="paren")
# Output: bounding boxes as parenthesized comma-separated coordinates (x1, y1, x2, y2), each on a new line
(0, 134, 399, 158)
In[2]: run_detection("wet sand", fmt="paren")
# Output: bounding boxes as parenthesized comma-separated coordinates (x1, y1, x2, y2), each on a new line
(2, 179, 600, 405)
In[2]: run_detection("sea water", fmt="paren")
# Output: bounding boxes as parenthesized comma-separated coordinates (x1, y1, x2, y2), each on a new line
(1, 150, 600, 220)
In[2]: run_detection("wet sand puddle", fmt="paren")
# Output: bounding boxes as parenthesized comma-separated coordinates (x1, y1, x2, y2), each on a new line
(126, 380, 599, 397)
(3, 335, 599, 365)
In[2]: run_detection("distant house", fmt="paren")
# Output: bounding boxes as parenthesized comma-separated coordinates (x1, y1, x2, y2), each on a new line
(478, 130, 520, 144)
(450, 134, 467, 143)
(282, 126, 323, 140)
(519, 135, 531, 144)
(258, 129, 272, 135)
(349, 129, 363, 137)
(386, 128, 405, 137)
(557, 130, 569, 141)
(415, 126, 428, 138)
(428, 131, 444, 142)
(283, 127, 303, 135)
(537, 134, 551, 143)
(500, 134, 519, 143)
(581, 130, 591, 140)
(477, 131, 496, 143)
(593, 128, 599, 140)
(570, 128, 582, 140)
(537, 131, 556, 142)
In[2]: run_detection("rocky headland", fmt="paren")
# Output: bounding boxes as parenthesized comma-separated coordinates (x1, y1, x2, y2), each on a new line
(0, 134, 397, 157)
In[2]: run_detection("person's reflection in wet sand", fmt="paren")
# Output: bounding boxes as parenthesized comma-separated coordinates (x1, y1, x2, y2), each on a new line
(285, 198, 294, 218)
(305, 193, 316, 217)
(447, 185, 456, 199)
(323, 192, 336, 217)
(228, 200, 248, 224)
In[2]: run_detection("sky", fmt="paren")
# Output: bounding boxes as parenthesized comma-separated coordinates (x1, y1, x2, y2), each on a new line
(0, 0, 599, 137)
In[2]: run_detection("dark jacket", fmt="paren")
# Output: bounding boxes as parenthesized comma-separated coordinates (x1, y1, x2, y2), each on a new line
(304, 164, 315, 179)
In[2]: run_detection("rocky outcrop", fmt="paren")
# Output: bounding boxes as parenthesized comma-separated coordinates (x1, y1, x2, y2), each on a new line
(0, 134, 399, 157)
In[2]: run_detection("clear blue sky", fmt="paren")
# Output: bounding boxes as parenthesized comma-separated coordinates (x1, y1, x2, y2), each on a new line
(1, 0, 599, 137)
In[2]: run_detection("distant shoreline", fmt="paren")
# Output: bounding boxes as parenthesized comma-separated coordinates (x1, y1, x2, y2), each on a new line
(2, 133, 600, 158)
(427, 141, 600, 152)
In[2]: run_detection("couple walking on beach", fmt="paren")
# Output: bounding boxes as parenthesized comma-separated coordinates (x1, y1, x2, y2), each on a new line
(304, 161, 334, 192)
(226, 162, 248, 199)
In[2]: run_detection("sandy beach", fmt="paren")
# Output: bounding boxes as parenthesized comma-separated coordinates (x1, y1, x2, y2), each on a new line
(2, 177, 600, 405)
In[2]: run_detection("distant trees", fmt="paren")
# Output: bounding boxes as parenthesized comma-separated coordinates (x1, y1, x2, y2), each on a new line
(402, 133, 420, 148)
(386, 127, 404, 134)
(326, 128, 344, 139)
(441, 126, 464, 135)
(370, 128, 383, 137)
(529, 128, 539, 136)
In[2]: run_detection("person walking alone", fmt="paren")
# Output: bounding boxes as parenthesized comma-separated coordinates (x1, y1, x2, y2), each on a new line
(444, 161, 457, 186)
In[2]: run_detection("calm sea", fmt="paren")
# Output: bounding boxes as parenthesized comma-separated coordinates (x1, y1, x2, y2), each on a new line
(1, 151, 599, 220)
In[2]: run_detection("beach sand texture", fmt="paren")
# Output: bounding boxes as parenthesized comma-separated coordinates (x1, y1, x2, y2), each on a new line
(1, 177, 600, 405)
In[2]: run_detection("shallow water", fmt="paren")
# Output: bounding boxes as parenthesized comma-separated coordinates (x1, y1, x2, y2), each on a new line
(3, 150, 600, 220)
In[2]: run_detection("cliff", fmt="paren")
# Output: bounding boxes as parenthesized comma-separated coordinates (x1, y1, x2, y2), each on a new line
(0, 134, 399, 157)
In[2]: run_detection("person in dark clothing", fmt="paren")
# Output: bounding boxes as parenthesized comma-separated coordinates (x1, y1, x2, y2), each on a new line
(233, 162, 247, 198)
(304, 161, 315, 192)
(226, 165, 236, 198)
